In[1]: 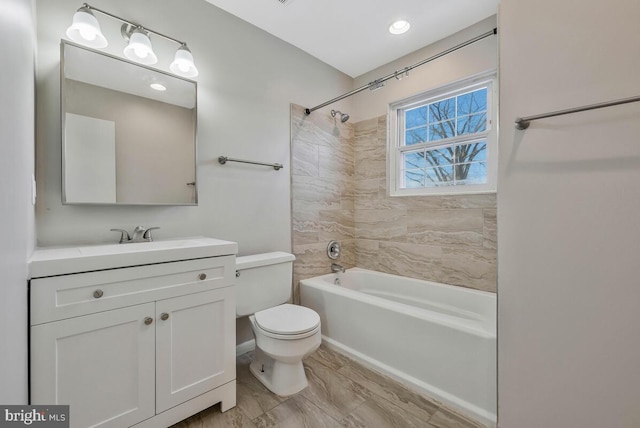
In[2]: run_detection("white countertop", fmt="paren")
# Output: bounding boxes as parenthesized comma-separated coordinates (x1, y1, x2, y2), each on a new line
(29, 237, 238, 278)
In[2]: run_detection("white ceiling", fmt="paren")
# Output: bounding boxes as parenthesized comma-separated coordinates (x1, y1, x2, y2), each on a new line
(205, 0, 499, 78)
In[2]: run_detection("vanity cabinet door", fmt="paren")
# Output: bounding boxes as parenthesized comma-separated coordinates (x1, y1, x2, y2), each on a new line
(155, 287, 236, 413)
(31, 303, 156, 428)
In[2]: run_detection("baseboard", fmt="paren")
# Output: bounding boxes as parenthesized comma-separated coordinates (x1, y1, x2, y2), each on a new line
(236, 339, 255, 356)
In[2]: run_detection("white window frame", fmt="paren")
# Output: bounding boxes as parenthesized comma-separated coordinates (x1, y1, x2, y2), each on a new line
(388, 71, 498, 196)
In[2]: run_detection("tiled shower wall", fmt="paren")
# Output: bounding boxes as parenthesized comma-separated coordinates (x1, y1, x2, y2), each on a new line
(353, 116, 496, 293)
(290, 104, 356, 302)
(291, 105, 497, 297)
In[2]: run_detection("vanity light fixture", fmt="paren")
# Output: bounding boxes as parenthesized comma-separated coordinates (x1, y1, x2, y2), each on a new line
(66, 5, 108, 48)
(123, 27, 158, 65)
(66, 3, 199, 77)
(389, 20, 411, 35)
(170, 45, 198, 78)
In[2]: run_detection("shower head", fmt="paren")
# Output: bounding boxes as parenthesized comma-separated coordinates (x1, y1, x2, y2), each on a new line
(331, 109, 350, 123)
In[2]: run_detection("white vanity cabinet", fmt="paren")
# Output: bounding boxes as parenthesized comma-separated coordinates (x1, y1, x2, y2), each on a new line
(31, 303, 157, 428)
(154, 287, 235, 414)
(29, 238, 238, 428)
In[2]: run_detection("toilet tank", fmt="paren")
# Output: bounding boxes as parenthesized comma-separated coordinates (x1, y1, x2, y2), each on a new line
(235, 252, 296, 317)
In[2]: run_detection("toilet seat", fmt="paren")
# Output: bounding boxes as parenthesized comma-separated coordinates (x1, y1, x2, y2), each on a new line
(254, 304, 320, 339)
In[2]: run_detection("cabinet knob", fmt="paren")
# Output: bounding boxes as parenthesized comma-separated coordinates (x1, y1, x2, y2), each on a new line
(199, 273, 207, 280)
(144, 317, 153, 325)
(160, 313, 169, 321)
(93, 289, 104, 299)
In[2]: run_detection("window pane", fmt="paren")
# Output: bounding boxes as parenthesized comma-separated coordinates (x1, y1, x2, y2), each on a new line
(457, 88, 487, 115)
(428, 97, 455, 122)
(405, 127, 427, 145)
(392, 77, 494, 193)
(457, 112, 487, 135)
(403, 151, 425, 169)
(404, 169, 424, 188)
(455, 162, 487, 185)
(429, 121, 455, 141)
(424, 166, 454, 186)
(455, 141, 487, 163)
(424, 146, 454, 168)
(405, 106, 427, 128)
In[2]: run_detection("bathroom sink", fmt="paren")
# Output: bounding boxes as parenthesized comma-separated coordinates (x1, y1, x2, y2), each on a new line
(78, 238, 205, 256)
(29, 237, 238, 278)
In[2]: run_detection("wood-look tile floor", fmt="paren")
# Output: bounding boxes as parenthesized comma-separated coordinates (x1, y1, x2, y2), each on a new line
(172, 345, 486, 428)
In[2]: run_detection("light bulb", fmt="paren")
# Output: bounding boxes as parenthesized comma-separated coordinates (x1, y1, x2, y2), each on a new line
(134, 46, 148, 59)
(79, 26, 96, 41)
(123, 29, 157, 65)
(389, 20, 411, 35)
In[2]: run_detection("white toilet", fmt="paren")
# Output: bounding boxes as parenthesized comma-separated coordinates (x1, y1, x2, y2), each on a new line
(236, 252, 321, 396)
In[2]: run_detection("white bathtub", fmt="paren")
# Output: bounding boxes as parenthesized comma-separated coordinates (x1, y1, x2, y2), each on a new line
(300, 268, 496, 426)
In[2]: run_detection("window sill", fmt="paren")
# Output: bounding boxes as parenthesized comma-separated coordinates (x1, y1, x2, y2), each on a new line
(389, 187, 497, 197)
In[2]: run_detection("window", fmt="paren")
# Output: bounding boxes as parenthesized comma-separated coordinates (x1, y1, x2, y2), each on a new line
(388, 73, 497, 196)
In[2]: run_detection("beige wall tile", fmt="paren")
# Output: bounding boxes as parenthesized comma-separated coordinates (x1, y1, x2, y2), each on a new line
(319, 209, 355, 241)
(483, 208, 497, 250)
(354, 177, 384, 198)
(441, 246, 497, 292)
(407, 209, 484, 247)
(355, 209, 407, 241)
(353, 117, 378, 141)
(441, 193, 497, 209)
(292, 218, 319, 247)
(291, 140, 319, 177)
(292, 176, 341, 210)
(292, 242, 334, 304)
(355, 239, 380, 271)
(340, 239, 356, 268)
(377, 242, 444, 283)
(292, 103, 356, 298)
(340, 180, 355, 211)
(400, 196, 444, 211)
(319, 143, 354, 178)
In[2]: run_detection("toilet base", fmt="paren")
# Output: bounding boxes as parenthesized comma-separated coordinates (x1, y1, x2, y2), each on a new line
(249, 347, 309, 396)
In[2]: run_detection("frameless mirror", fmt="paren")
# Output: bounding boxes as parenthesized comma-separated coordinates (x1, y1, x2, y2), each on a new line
(61, 41, 197, 205)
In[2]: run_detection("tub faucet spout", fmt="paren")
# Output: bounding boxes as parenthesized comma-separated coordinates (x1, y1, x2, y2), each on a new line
(331, 263, 345, 273)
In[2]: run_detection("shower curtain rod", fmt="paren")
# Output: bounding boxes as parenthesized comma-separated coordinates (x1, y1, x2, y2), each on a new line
(304, 27, 498, 115)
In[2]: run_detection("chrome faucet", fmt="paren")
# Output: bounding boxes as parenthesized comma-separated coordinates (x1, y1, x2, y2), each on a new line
(110, 226, 160, 243)
(331, 263, 345, 273)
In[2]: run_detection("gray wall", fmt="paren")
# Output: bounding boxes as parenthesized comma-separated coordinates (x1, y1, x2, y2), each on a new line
(498, 0, 640, 425)
(0, 0, 36, 404)
(35, 0, 353, 252)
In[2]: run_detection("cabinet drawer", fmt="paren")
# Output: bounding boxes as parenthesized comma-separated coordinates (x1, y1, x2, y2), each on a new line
(31, 256, 235, 325)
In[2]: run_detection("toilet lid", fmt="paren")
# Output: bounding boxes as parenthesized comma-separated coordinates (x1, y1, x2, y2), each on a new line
(254, 304, 320, 335)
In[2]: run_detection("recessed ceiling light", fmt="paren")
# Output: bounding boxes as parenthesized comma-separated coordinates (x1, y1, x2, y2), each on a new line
(389, 20, 411, 35)
(150, 83, 166, 91)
